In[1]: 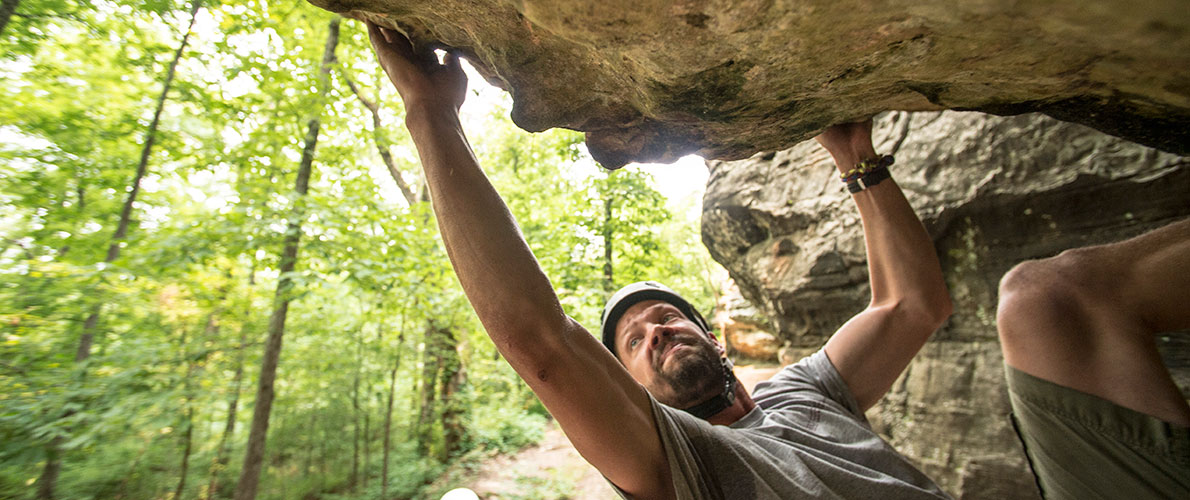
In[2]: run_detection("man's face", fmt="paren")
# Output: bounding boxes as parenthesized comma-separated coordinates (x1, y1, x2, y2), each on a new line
(614, 299, 726, 409)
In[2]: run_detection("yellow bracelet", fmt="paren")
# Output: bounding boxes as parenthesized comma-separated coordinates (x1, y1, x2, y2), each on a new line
(840, 155, 895, 182)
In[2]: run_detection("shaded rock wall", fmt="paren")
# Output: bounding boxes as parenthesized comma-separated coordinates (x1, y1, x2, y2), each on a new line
(311, 0, 1190, 166)
(701, 111, 1190, 498)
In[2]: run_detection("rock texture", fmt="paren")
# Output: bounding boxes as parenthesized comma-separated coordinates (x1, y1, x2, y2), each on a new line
(711, 278, 779, 361)
(701, 111, 1190, 498)
(311, 0, 1190, 167)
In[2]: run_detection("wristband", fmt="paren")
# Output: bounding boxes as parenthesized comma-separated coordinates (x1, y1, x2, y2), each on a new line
(846, 166, 891, 193)
(841, 154, 894, 193)
(839, 154, 895, 183)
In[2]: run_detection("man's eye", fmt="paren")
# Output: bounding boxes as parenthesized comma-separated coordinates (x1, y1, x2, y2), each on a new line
(629, 338, 640, 348)
(663, 314, 678, 323)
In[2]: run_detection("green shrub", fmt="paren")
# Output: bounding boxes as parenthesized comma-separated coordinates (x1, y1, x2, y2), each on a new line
(466, 405, 547, 454)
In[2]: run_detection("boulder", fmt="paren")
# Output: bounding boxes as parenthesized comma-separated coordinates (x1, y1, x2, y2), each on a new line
(701, 110, 1190, 498)
(712, 278, 779, 362)
(310, 0, 1190, 167)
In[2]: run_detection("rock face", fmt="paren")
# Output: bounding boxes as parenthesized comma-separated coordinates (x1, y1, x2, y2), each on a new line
(701, 111, 1190, 498)
(311, 0, 1190, 167)
(711, 278, 779, 362)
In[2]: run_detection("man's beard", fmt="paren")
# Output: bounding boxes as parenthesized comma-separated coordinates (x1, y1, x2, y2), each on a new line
(654, 341, 726, 409)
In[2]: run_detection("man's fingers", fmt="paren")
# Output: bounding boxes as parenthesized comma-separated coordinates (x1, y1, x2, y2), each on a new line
(366, 21, 415, 61)
(366, 21, 384, 43)
(366, 21, 467, 109)
(365, 22, 391, 57)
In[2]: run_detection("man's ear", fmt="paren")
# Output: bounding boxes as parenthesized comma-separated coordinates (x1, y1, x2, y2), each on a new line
(705, 329, 725, 352)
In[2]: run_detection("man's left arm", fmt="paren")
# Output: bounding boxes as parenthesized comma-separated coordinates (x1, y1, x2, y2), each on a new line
(816, 120, 953, 411)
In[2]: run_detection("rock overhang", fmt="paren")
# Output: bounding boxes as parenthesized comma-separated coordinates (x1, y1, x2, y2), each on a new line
(310, 0, 1190, 168)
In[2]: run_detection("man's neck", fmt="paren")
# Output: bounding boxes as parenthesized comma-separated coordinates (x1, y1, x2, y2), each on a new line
(705, 380, 757, 426)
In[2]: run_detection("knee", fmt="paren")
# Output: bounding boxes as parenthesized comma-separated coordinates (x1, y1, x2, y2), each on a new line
(999, 248, 1105, 302)
(996, 252, 1092, 342)
(999, 255, 1065, 304)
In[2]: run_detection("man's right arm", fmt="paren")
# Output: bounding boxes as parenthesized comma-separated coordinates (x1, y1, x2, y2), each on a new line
(367, 24, 674, 499)
(815, 122, 952, 411)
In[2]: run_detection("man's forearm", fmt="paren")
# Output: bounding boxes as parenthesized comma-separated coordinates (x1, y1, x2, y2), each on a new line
(405, 106, 570, 343)
(851, 181, 950, 316)
(825, 138, 948, 315)
(820, 128, 952, 409)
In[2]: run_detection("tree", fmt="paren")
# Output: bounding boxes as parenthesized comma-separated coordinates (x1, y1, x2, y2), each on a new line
(0, 0, 19, 36)
(233, 15, 340, 500)
(74, 0, 203, 366)
(31, 2, 204, 497)
(0, 6, 721, 498)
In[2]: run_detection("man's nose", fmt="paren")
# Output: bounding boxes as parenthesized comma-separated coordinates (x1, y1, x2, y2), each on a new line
(649, 325, 672, 347)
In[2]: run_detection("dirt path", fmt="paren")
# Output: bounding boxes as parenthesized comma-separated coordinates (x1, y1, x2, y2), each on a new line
(464, 364, 781, 499)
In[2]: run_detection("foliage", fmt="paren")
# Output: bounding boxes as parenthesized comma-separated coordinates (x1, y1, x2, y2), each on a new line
(0, 1, 723, 499)
(504, 471, 580, 500)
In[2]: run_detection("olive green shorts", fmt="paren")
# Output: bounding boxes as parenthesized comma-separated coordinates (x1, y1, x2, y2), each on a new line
(1005, 366, 1190, 499)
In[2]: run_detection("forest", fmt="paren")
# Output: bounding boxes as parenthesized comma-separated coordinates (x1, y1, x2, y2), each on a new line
(0, 1, 722, 498)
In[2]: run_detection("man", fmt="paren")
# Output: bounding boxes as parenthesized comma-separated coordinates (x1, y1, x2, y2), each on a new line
(366, 21, 1186, 499)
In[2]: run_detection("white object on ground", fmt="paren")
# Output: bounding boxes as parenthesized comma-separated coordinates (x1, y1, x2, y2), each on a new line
(441, 487, 480, 500)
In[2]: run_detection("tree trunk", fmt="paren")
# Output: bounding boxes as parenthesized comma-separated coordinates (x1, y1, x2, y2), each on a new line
(302, 412, 315, 474)
(602, 197, 614, 291)
(340, 69, 419, 205)
(350, 324, 365, 491)
(34, 441, 60, 500)
(207, 189, 259, 500)
(381, 356, 399, 499)
(350, 350, 360, 490)
(232, 17, 339, 500)
(362, 411, 370, 489)
(415, 323, 443, 455)
(35, 4, 204, 498)
(0, 0, 20, 38)
(115, 434, 157, 500)
(206, 319, 248, 500)
(173, 322, 195, 500)
(174, 406, 194, 500)
(417, 322, 461, 459)
(76, 0, 204, 362)
(439, 329, 465, 460)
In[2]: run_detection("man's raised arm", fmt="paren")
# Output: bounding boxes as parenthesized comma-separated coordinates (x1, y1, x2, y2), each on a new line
(816, 121, 953, 411)
(366, 24, 674, 499)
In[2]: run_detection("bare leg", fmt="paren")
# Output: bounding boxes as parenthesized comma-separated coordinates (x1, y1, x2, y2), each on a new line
(997, 217, 1190, 426)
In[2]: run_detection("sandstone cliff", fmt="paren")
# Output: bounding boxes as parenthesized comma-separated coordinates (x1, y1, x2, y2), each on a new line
(701, 111, 1190, 498)
(310, 0, 1190, 167)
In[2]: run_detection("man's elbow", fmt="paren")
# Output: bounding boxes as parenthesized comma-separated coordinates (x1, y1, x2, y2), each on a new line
(481, 297, 573, 341)
(908, 290, 953, 332)
(881, 290, 952, 334)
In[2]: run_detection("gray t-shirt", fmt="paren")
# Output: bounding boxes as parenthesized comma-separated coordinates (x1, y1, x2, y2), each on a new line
(614, 349, 951, 499)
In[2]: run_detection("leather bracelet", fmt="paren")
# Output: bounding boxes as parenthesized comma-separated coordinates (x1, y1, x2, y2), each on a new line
(847, 165, 891, 193)
(840, 154, 895, 183)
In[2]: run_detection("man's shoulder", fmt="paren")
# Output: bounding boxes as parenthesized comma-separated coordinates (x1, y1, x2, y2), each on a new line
(752, 350, 832, 398)
(752, 349, 866, 420)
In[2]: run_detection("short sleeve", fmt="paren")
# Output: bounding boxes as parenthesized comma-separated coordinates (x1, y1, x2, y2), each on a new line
(751, 348, 866, 421)
(612, 355, 950, 500)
